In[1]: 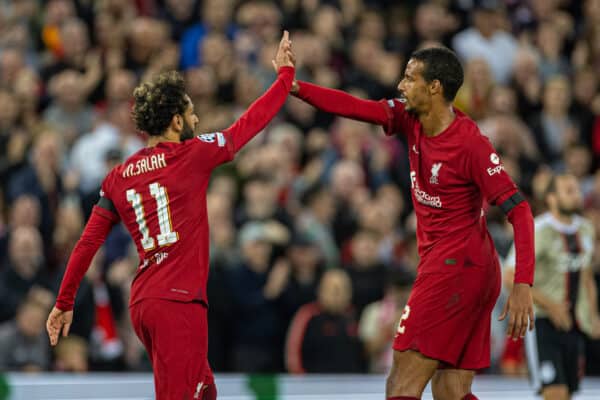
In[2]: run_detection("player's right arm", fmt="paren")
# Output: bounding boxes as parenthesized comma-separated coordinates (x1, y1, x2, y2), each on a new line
(47, 178, 120, 346)
(225, 31, 295, 154)
(188, 32, 295, 170)
(292, 81, 415, 136)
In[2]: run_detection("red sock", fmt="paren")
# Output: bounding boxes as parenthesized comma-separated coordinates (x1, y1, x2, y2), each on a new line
(387, 397, 419, 400)
(462, 394, 478, 400)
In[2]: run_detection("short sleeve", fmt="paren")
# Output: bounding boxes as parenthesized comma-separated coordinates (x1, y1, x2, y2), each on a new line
(467, 135, 517, 204)
(190, 131, 235, 170)
(378, 98, 417, 138)
(97, 170, 120, 222)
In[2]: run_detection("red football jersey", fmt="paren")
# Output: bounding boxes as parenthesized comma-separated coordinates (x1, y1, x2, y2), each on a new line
(380, 98, 517, 271)
(100, 133, 234, 306)
(54, 67, 294, 312)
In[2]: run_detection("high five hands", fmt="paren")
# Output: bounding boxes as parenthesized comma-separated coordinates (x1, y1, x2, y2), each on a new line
(272, 30, 296, 71)
(272, 30, 299, 93)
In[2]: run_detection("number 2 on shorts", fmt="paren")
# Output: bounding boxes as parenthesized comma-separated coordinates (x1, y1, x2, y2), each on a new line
(397, 305, 411, 334)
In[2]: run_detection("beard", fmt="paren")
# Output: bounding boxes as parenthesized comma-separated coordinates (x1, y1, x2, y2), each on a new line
(558, 204, 583, 217)
(179, 119, 195, 142)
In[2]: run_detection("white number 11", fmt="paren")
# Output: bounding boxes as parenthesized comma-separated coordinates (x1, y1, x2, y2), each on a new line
(126, 182, 178, 251)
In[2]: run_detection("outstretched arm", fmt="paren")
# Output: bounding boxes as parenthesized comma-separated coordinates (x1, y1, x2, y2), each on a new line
(293, 81, 389, 126)
(227, 31, 295, 153)
(47, 205, 117, 345)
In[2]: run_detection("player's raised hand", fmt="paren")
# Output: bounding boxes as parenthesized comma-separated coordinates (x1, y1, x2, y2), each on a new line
(499, 282, 534, 340)
(272, 30, 296, 72)
(46, 306, 73, 346)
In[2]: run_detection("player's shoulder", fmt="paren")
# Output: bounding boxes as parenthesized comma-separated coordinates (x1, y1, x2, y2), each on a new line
(460, 118, 486, 141)
(383, 98, 417, 120)
(452, 111, 489, 145)
(99, 162, 123, 197)
(534, 212, 554, 231)
(578, 216, 595, 236)
(195, 132, 228, 147)
(101, 146, 153, 189)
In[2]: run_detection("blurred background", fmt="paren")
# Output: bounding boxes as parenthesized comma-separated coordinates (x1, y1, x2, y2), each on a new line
(0, 0, 599, 383)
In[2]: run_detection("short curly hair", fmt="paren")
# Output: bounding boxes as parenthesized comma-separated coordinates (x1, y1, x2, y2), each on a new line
(132, 71, 188, 136)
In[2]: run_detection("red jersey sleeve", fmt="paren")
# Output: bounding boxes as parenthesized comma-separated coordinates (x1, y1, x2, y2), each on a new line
(226, 66, 294, 152)
(294, 82, 419, 138)
(295, 82, 418, 138)
(55, 206, 116, 311)
(188, 66, 294, 170)
(55, 171, 120, 311)
(497, 190, 535, 285)
(97, 169, 121, 222)
(378, 98, 418, 137)
(295, 81, 388, 124)
(189, 131, 236, 170)
(467, 134, 517, 204)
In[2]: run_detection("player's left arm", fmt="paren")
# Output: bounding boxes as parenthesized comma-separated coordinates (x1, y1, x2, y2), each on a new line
(582, 265, 600, 337)
(47, 194, 119, 346)
(467, 135, 535, 285)
(467, 134, 535, 339)
(581, 226, 600, 337)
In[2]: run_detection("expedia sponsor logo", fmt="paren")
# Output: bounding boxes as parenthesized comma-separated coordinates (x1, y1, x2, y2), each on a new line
(487, 165, 504, 176)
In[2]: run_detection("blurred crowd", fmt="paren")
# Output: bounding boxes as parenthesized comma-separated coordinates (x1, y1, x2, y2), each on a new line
(0, 0, 599, 375)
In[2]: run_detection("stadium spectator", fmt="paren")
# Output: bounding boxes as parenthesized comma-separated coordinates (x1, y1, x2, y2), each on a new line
(228, 221, 291, 372)
(344, 229, 387, 315)
(0, 226, 45, 322)
(529, 75, 579, 168)
(452, 1, 518, 84)
(7, 131, 63, 242)
(53, 335, 89, 372)
(0, 289, 53, 371)
(286, 269, 366, 373)
(279, 233, 324, 323)
(359, 269, 414, 373)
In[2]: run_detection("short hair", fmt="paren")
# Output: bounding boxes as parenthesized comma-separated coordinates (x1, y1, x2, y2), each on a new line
(410, 47, 464, 102)
(132, 71, 188, 136)
(545, 173, 576, 197)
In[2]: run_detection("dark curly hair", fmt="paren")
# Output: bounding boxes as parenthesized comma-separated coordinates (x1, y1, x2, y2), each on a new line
(132, 71, 188, 136)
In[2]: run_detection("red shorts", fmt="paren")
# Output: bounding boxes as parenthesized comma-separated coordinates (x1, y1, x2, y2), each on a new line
(130, 298, 216, 400)
(393, 258, 501, 370)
